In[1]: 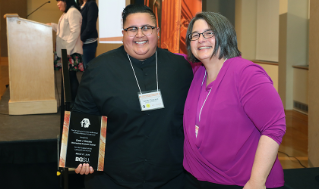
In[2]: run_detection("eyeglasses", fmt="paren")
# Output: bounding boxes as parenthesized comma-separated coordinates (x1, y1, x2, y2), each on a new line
(123, 25, 156, 37)
(188, 30, 214, 41)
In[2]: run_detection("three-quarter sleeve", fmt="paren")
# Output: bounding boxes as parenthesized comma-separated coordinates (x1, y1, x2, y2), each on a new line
(65, 8, 82, 55)
(238, 64, 286, 144)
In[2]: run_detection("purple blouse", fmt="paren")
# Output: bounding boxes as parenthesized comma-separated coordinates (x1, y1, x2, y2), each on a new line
(183, 57, 286, 187)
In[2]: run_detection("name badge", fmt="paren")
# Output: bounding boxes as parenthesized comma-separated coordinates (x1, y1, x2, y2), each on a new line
(138, 90, 164, 111)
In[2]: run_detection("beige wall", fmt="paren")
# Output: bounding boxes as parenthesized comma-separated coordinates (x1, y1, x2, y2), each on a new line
(235, 0, 257, 60)
(256, 64, 279, 92)
(1, 0, 27, 57)
(255, 0, 279, 62)
(27, 0, 61, 24)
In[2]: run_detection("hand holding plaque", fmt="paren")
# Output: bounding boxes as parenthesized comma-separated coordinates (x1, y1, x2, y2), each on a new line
(59, 111, 107, 171)
(75, 163, 94, 175)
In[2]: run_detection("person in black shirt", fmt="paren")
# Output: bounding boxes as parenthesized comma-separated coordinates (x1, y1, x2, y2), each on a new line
(74, 4, 193, 189)
(77, 0, 98, 70)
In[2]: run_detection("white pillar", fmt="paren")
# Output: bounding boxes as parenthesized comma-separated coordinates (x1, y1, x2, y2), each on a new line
(278, 0, 308, 110)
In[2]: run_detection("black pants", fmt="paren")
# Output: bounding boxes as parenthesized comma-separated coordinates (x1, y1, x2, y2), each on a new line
(85, 171, 185, 189)
(185, 171, 285, 189)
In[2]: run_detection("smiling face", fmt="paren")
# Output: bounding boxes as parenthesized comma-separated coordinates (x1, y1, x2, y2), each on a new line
(122, 13, 159, 60)
(190, 19, 217, 63)
(57, 1, 66, 12)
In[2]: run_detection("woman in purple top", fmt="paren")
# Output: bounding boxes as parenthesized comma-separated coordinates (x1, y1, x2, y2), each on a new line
(183, 12, 286, 189)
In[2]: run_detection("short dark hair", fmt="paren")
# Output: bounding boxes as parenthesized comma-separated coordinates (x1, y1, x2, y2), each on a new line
(186, 12, 241, 63)
(56, 0, 81, 13)
(122, 4, 156, 27)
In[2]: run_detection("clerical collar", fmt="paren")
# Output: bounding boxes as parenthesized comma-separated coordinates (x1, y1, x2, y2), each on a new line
(127, 50, 157, 68)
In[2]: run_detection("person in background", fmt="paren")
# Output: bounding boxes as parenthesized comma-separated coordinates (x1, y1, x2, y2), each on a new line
(73, 4, 193, 189)
(77, 0, 98, 70)
(183, 12, 286, 189)
(49, 0, 83, 102)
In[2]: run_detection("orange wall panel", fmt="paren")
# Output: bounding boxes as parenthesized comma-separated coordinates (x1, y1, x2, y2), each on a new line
(145, 0, 201, 53)
(180, 0, 202, 54)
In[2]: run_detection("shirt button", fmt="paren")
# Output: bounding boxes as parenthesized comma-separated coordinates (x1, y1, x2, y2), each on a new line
(144, 159, 147, 162)
(144, 73, 148, 76)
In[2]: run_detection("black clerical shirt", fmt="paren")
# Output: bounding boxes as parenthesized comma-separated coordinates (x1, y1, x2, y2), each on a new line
(73, 46, 193, 189)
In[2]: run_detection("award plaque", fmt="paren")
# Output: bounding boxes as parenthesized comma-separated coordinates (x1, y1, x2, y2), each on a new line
(59, 111, 107, 171)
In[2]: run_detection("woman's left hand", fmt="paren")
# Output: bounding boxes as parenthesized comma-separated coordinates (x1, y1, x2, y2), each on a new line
(243, 179, 266, 189)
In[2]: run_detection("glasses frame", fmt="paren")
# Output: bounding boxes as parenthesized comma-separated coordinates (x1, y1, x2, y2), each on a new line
(189, 30, 215, 41)
(123, 25, 156, 37)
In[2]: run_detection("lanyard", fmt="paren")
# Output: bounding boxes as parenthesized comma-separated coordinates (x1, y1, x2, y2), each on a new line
(127, 51, 158, 93)
(199, 71, 212, 122)
(198, 58, 227, 122)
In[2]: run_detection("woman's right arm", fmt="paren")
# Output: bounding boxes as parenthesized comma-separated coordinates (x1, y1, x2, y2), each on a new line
(50, 23, 58, 32)
(238, 63, 286, 188)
